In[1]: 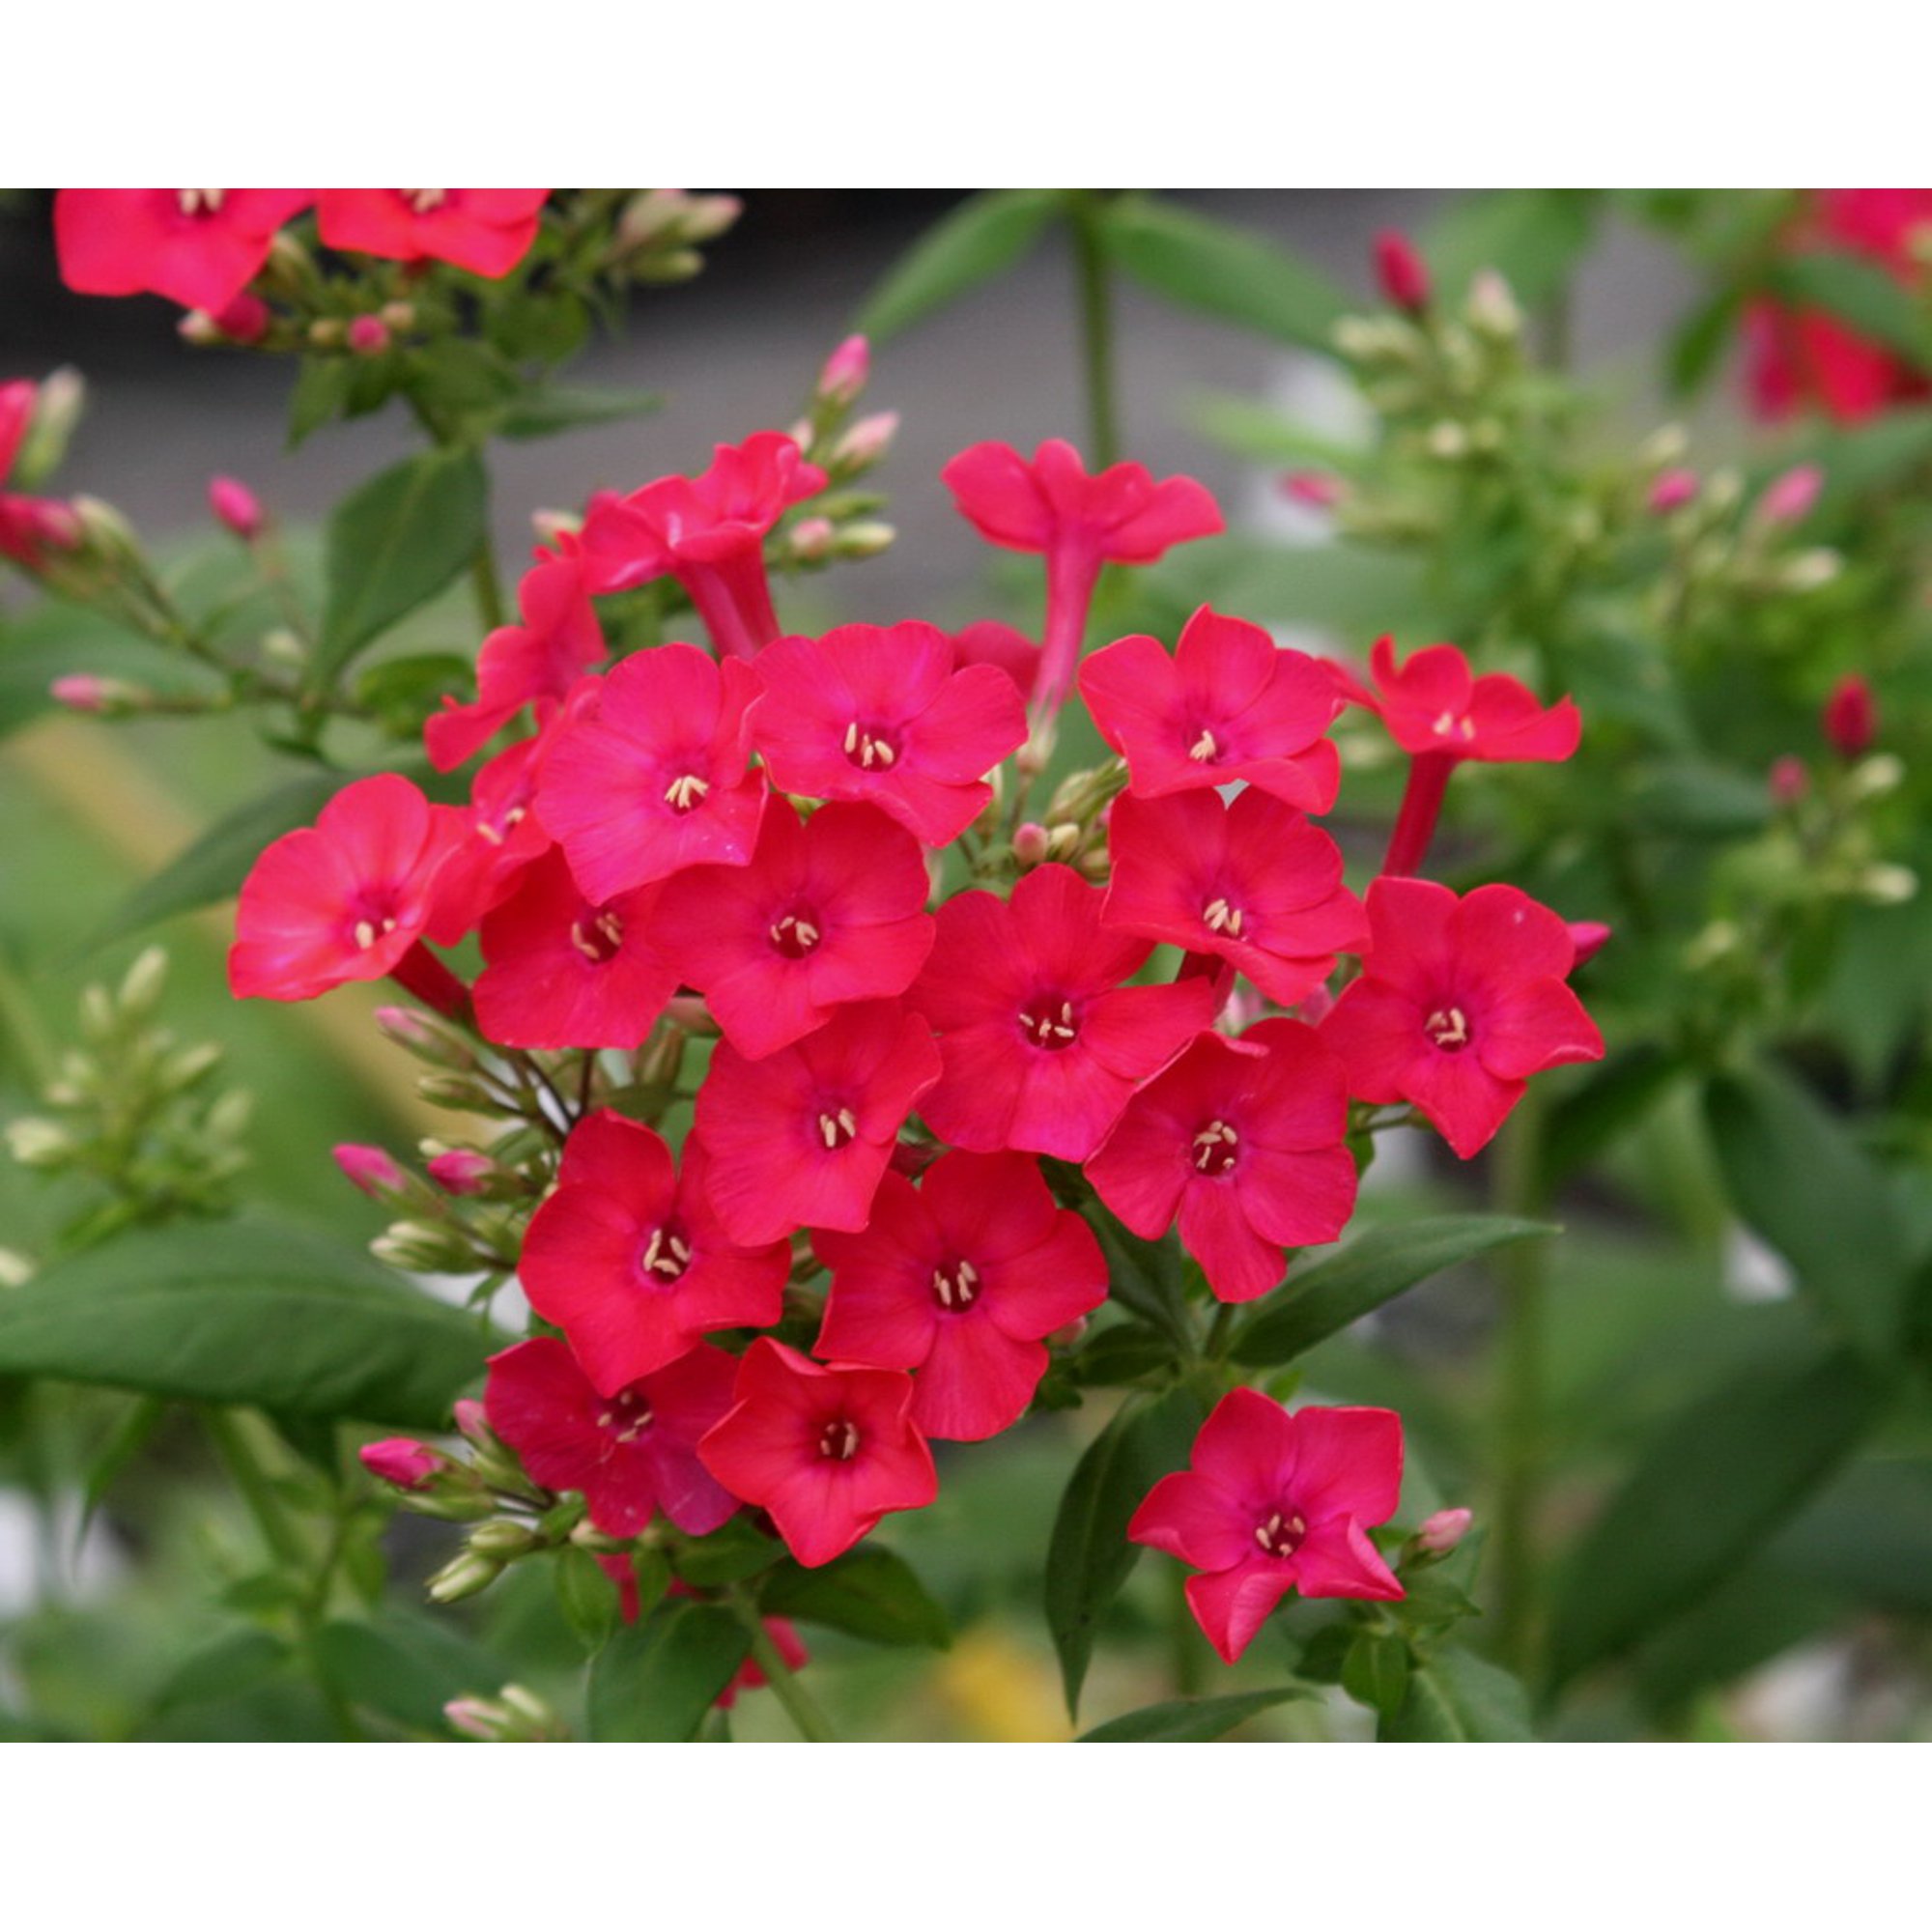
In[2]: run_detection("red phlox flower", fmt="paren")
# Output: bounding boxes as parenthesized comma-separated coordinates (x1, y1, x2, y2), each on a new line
(1747, 190, 1932, 423)
(651, 799, 935, 1061)
(696, 1338, 937, 1568)
(747, 621, 1027, 847)
(424, 735, 557, 946)
(941, 438, 1223, 716)
(535, 641, 766, 900)
(424, 544, 606, 772)
(473, 848, 674, 1049)
(907, 864, 1214, 1161)
(1329, 636, 1580, 765)
(695, 1000, 942, 1245)
(54, 189, 313, 311)
(484, 1335, 740, 1537)
(1320, 877, 1605, 1159)
(1087, 1020, 1356, 1304)
(0, 380, 81, 569)
(1103, 787, 1366, 1009)
(952, 619, 1040, 699)
(1130, 1389, 1404, 1663)
(229, 773, 466, 1002)
(579, 433, 826, 659)
(315, 190, 550, 278)
(1079, 606, 1344, 812)
(519, 1111, 787, 1392)
(813, 1151, 1108, 1440)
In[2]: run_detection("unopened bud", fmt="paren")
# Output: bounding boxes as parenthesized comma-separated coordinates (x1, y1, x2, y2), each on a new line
(50, 674, 146, 717)
(830, 411, 897, 475)
(261, 628, 305, 668)
(427, 1551, 503, 1605)
(1638, 423, 1690, 469)
(1466, 269, 1520, 340)
(1280, 470, 1343, 509)
(333, 1143, 407, 1198)
(1845, 752, 1904, 803)
(787, 516, 835, 562)
(370, 1219, 474, 1274)
(347, 316, 390, 357)
(118, 947, 168, 1018)
(0, 1248, 33, 1289)
(1046, 1316, 1090, 1350)
(380, 300, 416, 332)
(306, 318, 346, 351)
(13, 367, 85, 482)
(469, 1519, 538, 1558)
(815, 333, 870, 408)
(1417, 1507, 1474, 1555)
(5, 1119, 73, 1168)
(156, 1041, 221, 1094)
(567, 1519, 633, 1554)
(360, 1437, 444, 1492)
(1012, 822, 1051, 867)
(634, 246, 703, 285)
(445, 1684, 563, 1742)
(208, 475, 264, 541)
(427, 1148, 495, 1196)
(676, 195, 741, 245)
(1757, 463, 1823, 526)
(1648, 468, 1698, 514)
(69, 495, 140, 560)
(195, 293, 270, 347)
(1425, 420, 1469, 461)
(1769, 755, 1810, 806)
(1373, 230, 1431, 313)
(834, 520, 895, 559)
(1781, 548, 1842, 593)
(1856, 864, 1918, 906)
(1822, 673, 1876, 758)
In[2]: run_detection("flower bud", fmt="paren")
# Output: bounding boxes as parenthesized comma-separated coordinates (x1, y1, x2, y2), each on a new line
(5, 1119, 73, 1168)
(1046, 1316, 1089, 1350)
(427, 1551, 503, 1604)
(445, 1685, 563, 1742)
(1566, 921, 1611, 967)
(0, 1248, 34, 1289)
(786, 515, 835, 562)
(1417, 1507, 1473, 1555)
(415, 1072, 498, 1112)
(1845, 752, 1904, 803)
(1466, 270, 1521, 341)
(347, 316, 390, 357)
(1425, 420, 1469, 461)
(1780, 547, 1841, 592)
(1012, 821, 1051, 867)
(1757, 463, 1823, 526)
(118, 947, 169, 1019)
(208, 475, 264, 541)
(180, 293, 270, 348)
(676, 195, 741, 245)
(1823, 673, 1876, 759)
(1374, 230, 1431, 313)
(50, 674, 146, 717)
(831, 411, 897, 475)
(380, 300, 417, 332)
(370, 1219, 477, 1274)
(360, 1437, 444, 1492)
(469, 1519, 538, 1558)
(1280, 470, 1343, 509)
(833, 520, 896, 559)
(815, 333, 870, 408)
(423, 1148, 491, 1196)
(333, 1143, 407, 1198)
(306, 318, 346, 351)
(69, 495, 140, 562)
(1638, 423, 1690, 469)
(1855, 864, 1918, 906)
(12, 367, 85, 483)
(1769, 755, 1810, 806)
(1647, 468, 1698, 514)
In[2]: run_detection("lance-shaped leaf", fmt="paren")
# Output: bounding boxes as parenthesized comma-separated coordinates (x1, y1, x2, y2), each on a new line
(586, 1600, 751, 1742)
(855, 190, 1065, 341)
(1762, 251, 1932, 368)
(760, 1546, 951, 1649)
(1424, 188, 1602, 310)
(1379, 1647, 1534, 1742)
(0, 1220, 494, 1427)
(1077, 1684, 1309, 1742)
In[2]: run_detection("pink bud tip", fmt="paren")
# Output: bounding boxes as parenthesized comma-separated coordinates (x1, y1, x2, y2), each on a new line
(816, 333, 870, 407)
(50, 674, 109, 714)
(1566, 921, 1612, 967)
(1647, 468, 1698, 514)
(453, 1399, 490, 1442)
(1046, 1316, 1090, 1350)
(347, 315, 391, 357)
(332, 1143, 406, 1197)
(1280, 470, 1343, 509)
(209, 293, 270, 345)
(1769, 754, 1810, 805)
(1374, 230, 1431, 313)
(375, 1005, 432, 1046)
(428, 1149, 493, 1196)
(1418, 1507, 1473, 1555)
(1012, 821, 1051, 867)
(443, 1697, 496, 1739)
(360, 1438, 442, 1492)
(789, 515, 835, 560)
(1822, 673, 1877, 759)
(208, 475, 264, 541)
(1758, 464, 1823, 526)
(834, 410, 897, 469)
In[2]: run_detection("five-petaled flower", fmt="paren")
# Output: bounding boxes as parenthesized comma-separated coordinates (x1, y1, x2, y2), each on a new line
(1087, 1021, 1357, 1303)
(942, 439, 1223, 719)
(1320, 877, 1605, 1158)
(814, 1151, 1108, 1439)
(1129, 1388, 1405, 1664)
(55, 189, 314, 312)
(484, 1336, 742, 1538)
(316, 190, 550, 279)
(697, 1339, 938, 1568)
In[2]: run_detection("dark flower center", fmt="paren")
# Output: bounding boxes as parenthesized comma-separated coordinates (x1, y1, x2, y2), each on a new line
(818, 1418, 861, 1462)
(663, 771, 711, 814)
(1018, 994, 1080, 1051)
(1254, 1508, 1307, 1560)
(931, 1258, 980, 1310)
(598, 1389, 655, 1445)
(769, 909, 823, 959)
(1186, 724, 1224, 765)
(816, 1106, 860, 1151)
(1202, 895, 1246, 939)
(570, 907, 625, 964)
(1191, 1120, 1240, 1177)
(1424, 1005, 1472, 1052)
(347, 889, 403, 952)
(637, 1223, 691, 1284)
(843, 721, 899, 772)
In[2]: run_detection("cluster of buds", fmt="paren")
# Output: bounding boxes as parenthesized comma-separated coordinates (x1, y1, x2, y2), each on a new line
(606, 189, 743, 282)
(779, 334, 897, 564)
(444, 1684, 568, 1743)
(3, 948, 251, 1242)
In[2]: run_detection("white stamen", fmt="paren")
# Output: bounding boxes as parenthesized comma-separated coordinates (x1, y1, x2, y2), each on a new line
(664, 773, 710, 812)
(1192, 1120, 1240, 1173)
(402, 189, 449, 213)
(178, 189, 227, 216)
(1188, 728, 1219, 762)
(931, 1259, 981, 1310)
(1426, 1006, 1470, 1049)
(1203, 896, 1244, 937)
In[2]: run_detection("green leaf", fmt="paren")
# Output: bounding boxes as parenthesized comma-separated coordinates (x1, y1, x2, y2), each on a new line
(1547, 1337, 1889, 1688)
(1077, 1684, 1308, 1742)
(1044, 1385, 1206, 1716)
(1343, 1633, 1412, 1719)
(1630, 760, 1773, 838)
(0, 603, 203, 741)
(1535, 1045, 1684, 1199)
(314, 1615, 497, 1733)
(586, 1601, 751, 1742)
(1380, 1647, 1534, 1741)
(1101, 195, 1353, 353)
(84, 769, 345, 951)
(0, 1219, 495, 1427)
(855, 190, 1065, 340)
(150, 1628, 291, 1718)
(1763, 251, 1932, 367)
(1233, 1216, 1554, 1368)
(1083, 1207, 1194, 1354)
(672, 1515, 786, 1588)
(354, 654, 474, 736)
(318, 449, 488, 681)
(1666, 286, 1747, 398)
(287, 358, 354, 447)
(1704, 1062, 1911, 1359)
(497, 384, 666, 440)
(760, 1545, 951, 1649)
(555, 1546, 622, 1653)
(1425, 189, 1601, 310)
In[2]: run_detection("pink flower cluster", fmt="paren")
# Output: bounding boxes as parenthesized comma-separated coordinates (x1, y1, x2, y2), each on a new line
(237, 429, 1603, 1664)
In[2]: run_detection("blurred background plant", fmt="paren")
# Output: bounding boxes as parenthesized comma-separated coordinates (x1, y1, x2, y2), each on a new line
(4, 187, 1931, 1742)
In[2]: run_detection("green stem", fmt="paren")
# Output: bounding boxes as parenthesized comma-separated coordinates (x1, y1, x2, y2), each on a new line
(201, 1407, 307, 1571)
(1492, 1086, 1550, 1677)
(469, 544, 507, 633)
(1070, 192, 1121, 468)
(728, 1590, 836, 1743)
